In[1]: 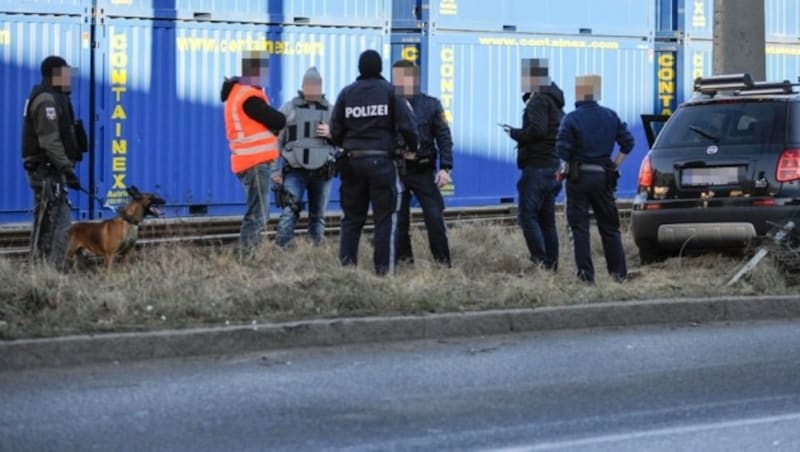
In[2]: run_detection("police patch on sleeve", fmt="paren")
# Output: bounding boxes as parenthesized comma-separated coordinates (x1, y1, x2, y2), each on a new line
(45, 107, 57, 121)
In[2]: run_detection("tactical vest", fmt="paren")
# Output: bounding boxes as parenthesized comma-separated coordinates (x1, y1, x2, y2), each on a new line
(22, 85, 81, 164)
(282, 101, 334, 171)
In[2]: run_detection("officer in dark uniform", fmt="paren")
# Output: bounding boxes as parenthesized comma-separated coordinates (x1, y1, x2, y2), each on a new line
(22, 56, 86, 268)
(331, 50, 419, 275)
(391, 59, 453, 267)
(556, 75, 634, 283)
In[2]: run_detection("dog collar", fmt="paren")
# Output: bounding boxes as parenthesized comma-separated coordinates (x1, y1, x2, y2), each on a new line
(119, 210, 141, 225)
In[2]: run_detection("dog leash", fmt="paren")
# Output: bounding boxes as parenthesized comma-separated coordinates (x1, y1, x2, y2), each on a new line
(77, 186, 117, 212)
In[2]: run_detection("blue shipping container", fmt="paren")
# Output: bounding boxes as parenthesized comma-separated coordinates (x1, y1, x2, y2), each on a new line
(0, 12, 93, 223)
(658, 0, 800, 43)
(93, 18, 389, 217)
(0, 0, 86, 15)
(93, 0, 390, 28)
(679, 40, 800, 102)
(393, 0, 654, 38)
(402, 30, 655, 203)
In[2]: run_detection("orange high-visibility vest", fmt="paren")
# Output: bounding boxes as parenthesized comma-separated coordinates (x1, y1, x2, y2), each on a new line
(224, 83, 279, 174)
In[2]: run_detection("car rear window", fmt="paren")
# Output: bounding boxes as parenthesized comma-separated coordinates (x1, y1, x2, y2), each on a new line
(790, 102, 800, 144)
(654, 100, 787, 149)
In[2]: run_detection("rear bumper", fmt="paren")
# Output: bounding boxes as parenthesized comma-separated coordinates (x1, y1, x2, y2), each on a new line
(631, 204, 799, 249)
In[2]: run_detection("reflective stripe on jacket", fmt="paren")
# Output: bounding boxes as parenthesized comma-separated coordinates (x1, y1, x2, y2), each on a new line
(224, 84, 279, 174)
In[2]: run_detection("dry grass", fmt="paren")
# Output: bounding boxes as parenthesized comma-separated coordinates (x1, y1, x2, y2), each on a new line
(0, 220, 792, 339)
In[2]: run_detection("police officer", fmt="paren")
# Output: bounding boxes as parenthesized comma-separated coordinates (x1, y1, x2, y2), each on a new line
(504, 58, 565, 271)
(556, 75, 634, 283)
(22, 56, 86, 268)
(391, 59, 453, 267)
(274, 67, 336, 247)
(331, 50, 419, 275)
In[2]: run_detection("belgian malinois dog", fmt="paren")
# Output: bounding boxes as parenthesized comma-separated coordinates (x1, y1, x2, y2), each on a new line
(65, 186, 166, 270)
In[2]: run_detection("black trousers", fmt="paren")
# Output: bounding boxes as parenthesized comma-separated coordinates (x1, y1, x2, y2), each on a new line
(29, 176, 72, 270)
(396, 168, 451, 266)
(338, 156, 401, 275)
(566, 171, 627, 283)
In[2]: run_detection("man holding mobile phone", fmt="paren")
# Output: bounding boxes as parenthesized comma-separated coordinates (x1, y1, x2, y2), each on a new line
(504, 58, 565, 271)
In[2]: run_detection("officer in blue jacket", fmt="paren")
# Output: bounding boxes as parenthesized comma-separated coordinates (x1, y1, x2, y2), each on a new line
(331, 50, 419, 275)
(556, 75, 634, 284)
(391, 59, 453, 267)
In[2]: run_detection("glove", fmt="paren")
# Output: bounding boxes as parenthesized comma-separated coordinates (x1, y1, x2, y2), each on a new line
(64, 171, 81, 190)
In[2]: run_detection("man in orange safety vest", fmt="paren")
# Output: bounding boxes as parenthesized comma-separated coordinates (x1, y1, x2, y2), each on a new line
(221, 52, 286, 259)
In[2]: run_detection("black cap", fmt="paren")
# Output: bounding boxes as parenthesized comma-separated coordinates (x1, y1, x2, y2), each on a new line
(41, 56, 69, 79)
(358, 50, 382, 77)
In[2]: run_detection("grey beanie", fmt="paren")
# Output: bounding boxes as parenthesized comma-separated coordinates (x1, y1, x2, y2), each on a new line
(302, 66, 322, 86)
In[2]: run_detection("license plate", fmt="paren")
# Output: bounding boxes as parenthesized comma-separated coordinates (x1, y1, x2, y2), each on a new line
(681, 167, 742, 186)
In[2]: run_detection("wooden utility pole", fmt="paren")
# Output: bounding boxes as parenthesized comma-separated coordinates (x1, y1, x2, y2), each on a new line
(713, 0, 766, 81)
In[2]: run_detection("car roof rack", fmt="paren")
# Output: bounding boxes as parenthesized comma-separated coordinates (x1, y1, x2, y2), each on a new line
(694, 73, 754, 95)
(694, 73, 800, 97)
(736, 80, 800, 95)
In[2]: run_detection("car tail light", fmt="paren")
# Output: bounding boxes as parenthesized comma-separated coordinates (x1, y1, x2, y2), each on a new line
(752, 199, 776, 207)
(638, 154, 654, 189)
(776, 149, 800, 183)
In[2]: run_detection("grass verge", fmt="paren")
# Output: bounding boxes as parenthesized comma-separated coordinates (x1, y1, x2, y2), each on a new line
(0, 221, 791, 339)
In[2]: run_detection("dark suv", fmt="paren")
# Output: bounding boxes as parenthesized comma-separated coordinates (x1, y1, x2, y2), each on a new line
(631, 74, 800, 263)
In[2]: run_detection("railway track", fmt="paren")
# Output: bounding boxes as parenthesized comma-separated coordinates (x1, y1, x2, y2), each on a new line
(0, 205, 521, 257)
(0, 203, 632, 258)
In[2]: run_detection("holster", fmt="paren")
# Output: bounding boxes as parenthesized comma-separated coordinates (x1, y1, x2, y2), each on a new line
(334, 154, 349, 178)
(604, 162, 620, 192)
(566, 161, 581, 182)
(393, 147, 407, 177)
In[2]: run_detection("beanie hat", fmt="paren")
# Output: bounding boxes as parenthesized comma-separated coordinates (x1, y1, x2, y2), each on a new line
(302, 66, 322, 86)
(358, 50, 382, 77)
(41, 56, 69, 79)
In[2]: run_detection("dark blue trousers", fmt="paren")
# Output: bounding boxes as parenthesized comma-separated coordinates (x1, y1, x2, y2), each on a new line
(566, 171, 627, 283)
(397, 168, 451, 266)
(339, 156, 401, 275)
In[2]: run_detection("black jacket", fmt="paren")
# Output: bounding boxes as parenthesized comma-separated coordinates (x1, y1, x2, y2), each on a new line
(510, 83, 565, 169)
(557, 100, 635, 164)
(21, 84, 81, 173)
(408, 93, 453, 170)
(330, 76, 418, 152)
(220, 77, 286, 134)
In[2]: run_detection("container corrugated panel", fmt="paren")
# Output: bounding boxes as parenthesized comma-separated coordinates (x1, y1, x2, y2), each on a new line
(665, 0, 800, 43)
(679, 40, 800, 103)
(93, 17, 388, 218)
(417, 31, 654, 203)
(402, 0, 654, 38)
(0, 0, 87, 15)
(391, 32, 428, 89)
(95, 0, 391, 28)
(392, 0, 425, 30)
(0, 12, 92, 223)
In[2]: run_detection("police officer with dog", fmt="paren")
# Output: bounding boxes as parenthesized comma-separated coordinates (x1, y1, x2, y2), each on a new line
(391, 59, 453, 267)
(556, 75, 634, 284)
(22, 56, 87, 268)
(331, 50, 419, 275)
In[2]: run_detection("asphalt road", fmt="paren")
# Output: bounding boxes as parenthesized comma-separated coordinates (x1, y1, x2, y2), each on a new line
(2, 321, 800, 451)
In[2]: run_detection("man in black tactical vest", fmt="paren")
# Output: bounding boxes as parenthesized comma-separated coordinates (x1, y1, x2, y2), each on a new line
(274, 67, 337, 247)
(21, 56, 87, 268)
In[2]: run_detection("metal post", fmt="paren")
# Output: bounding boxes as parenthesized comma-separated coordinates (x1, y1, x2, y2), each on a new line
(713, 0, 766, 81)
